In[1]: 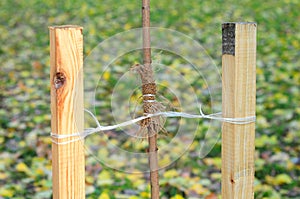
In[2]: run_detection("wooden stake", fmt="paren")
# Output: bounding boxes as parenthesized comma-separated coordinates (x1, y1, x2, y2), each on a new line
(221, 22, 256, 199)
(50, 25, 85, 199)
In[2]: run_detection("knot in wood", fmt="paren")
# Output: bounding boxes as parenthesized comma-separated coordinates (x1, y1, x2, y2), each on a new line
(54, 72, 66, 89)
(142, 6, 150, 10)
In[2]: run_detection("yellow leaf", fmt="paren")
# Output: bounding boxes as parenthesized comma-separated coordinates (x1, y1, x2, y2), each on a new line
(257, 68, 263, 75)
(203, 158, 222, 169)
(16, 162, 30, 174)
(98, 148, 108, 158)
(97, 170, 113, 186)
(254, 184, 273, 192)
(0, 137, 4, 144)
(159, 154, 171, 166)
(211, 172, 221, 180)
(124, 23, 132, 30)
(189, 141, 199, 151)
(98, 192, 110, 199)
(98, 170, 111, 180)
(266, 174, 292, 185)
(161, 80, 169, 87)
(274, 174, 292, 185)
(103, 71, 110, 81)
(292, 40, 299, 48)
(171, 10, 178, 16)
(163, 169, 179, 179)
(110, 139, 118, 145)
(40, 136, 52, 145)
(86, 175, 94, 184)
(129, 196, 139, 199)
(265, 175, 274, 184)
(115, 172, 126, 179)
(102, 54, 110, 62)
(133, 179, 145, 188)
(19, 141, 26, 147)
(126, 172, 144, 187)
(140, 191, 150, 198)
(0, 188, 14, 197)
(170, 194, 184, 199)
(189, 183, 209, 195)
(286, 160, 295, 170)
(35, 168, 44, 176)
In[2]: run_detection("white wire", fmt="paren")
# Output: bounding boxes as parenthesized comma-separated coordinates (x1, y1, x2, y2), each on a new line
(51, 107, 256, 145)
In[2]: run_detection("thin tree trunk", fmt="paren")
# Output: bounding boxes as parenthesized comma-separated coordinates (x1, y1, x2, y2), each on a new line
(141, 0, 160, 198)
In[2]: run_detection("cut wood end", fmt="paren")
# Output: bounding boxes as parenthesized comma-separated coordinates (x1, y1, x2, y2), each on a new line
(49, 25, 83, 30)
(222, 22, 257, 26)
(222, 22, 257, 55)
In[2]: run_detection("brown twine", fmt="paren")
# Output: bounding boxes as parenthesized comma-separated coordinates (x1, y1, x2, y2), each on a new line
(131, 64, 166, 138)
(142, 83, 156, 95)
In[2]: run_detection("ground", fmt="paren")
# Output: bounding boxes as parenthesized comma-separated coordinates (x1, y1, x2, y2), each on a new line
(0, 0, 299, 198)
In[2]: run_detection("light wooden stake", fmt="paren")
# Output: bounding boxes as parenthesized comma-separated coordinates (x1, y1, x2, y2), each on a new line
(221, 22, 256, 199)
(50, 25, 85, 199)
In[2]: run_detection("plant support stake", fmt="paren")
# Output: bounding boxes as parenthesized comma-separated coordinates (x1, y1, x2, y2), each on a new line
(50, 25, 85, 199)
(221, 22, 257, 199)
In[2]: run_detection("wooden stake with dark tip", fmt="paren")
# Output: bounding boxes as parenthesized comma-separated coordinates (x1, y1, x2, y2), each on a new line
(221, 22, 257, 199)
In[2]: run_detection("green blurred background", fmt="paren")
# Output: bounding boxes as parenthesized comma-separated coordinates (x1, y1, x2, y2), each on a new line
(0, 0, 299, 198)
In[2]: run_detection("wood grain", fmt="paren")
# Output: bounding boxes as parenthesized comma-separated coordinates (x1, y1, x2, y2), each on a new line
(221, 22, 257, 199)
(50, 25, 85, 199)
